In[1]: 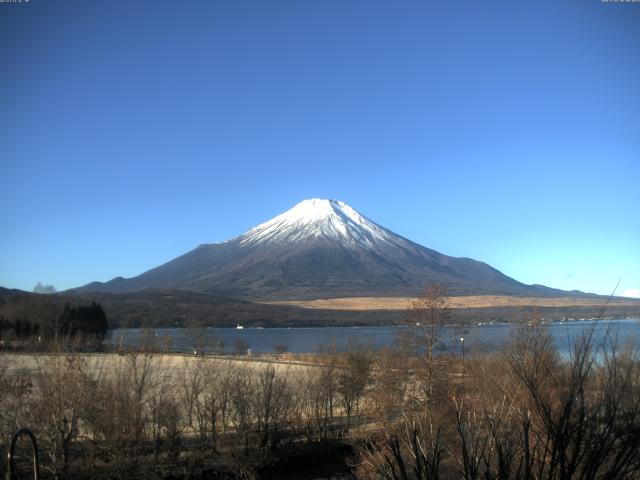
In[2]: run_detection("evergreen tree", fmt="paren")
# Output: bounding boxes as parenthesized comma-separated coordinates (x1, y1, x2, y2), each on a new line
(14, 318, 22, 338)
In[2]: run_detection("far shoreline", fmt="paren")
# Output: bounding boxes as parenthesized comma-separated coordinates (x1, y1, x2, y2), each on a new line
(261, 294, 640, 311)
(108, 316, 640, 331)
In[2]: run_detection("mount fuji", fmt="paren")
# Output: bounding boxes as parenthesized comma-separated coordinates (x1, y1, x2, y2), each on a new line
(77, 199, 567, 299)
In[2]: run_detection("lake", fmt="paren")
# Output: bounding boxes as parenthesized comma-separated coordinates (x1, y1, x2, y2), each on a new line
(107, 318, 640, 357)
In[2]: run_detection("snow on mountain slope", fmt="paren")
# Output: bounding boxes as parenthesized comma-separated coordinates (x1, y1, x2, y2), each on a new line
(237, 199, 397, 248)
(75, 198, 573, 299)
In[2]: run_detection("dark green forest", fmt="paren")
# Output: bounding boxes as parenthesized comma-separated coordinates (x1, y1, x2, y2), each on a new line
(0, 292, 108, 347)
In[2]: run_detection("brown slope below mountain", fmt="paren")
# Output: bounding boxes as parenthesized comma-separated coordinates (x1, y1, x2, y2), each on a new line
(264, 295, 640, 311)
(3, 287, 639, 329)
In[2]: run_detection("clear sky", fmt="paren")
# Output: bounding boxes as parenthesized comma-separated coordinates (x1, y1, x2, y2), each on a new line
(1, 0, 639, 297)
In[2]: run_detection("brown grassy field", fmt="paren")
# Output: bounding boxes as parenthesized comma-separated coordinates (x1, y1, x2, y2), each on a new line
(262, 295, 640, 311)
(1, 352, 318, 379)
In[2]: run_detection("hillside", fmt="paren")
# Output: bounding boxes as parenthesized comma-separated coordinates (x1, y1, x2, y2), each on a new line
(75, 199, 593, 300)
(3, 287, 638, 329)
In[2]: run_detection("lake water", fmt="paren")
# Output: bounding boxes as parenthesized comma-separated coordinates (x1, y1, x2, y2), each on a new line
(108, 318, 640, 356)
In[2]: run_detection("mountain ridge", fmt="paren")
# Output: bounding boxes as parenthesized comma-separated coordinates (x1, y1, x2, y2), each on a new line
(75, 199, 595, 300)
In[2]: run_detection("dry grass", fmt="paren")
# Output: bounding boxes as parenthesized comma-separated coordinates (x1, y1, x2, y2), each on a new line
(1, 352, 317, 379)
(262, 295, 640, 311)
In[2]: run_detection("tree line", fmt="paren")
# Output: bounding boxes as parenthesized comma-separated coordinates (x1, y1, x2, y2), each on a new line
(0, 296, 108, 347)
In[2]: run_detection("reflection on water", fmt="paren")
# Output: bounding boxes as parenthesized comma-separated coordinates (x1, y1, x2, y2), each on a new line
(107, 319, 640, 356)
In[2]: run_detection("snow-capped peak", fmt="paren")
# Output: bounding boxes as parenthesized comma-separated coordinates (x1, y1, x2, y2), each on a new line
(237, 198, 397, 248)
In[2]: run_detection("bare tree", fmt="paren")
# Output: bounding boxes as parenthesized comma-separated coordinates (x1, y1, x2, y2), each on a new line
(507, 323, 640, 480)
(31, 353, 97, 477)
(179, 357, 233, 451)
(369, 346, 411, 428)
(230, 365, 255, 452)
(253, 365, 293, 449)
(127, 348, 160, 445)
(403, 283, 449, 405)
(213, 362, 234, 437)
(150, 387, 182, 461)
(274, 343, 288, 355)
(0, 354, 33, 448)
(357, 415, 444, 480)
(291, 350, 339, 442)
(183, 319, 219, 355)
(233, 338, 250, 356)
(338, 340, 373, 431)
(178, 357, 205, 437)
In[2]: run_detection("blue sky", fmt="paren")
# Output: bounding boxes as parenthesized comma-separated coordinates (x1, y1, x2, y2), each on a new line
(1, 0, 639, 297)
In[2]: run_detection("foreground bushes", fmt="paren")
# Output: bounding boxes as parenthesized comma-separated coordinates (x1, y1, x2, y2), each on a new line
(0, 343, 366, 479)
(1, 322, 639, 479)
(357, 323, 640, 479)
